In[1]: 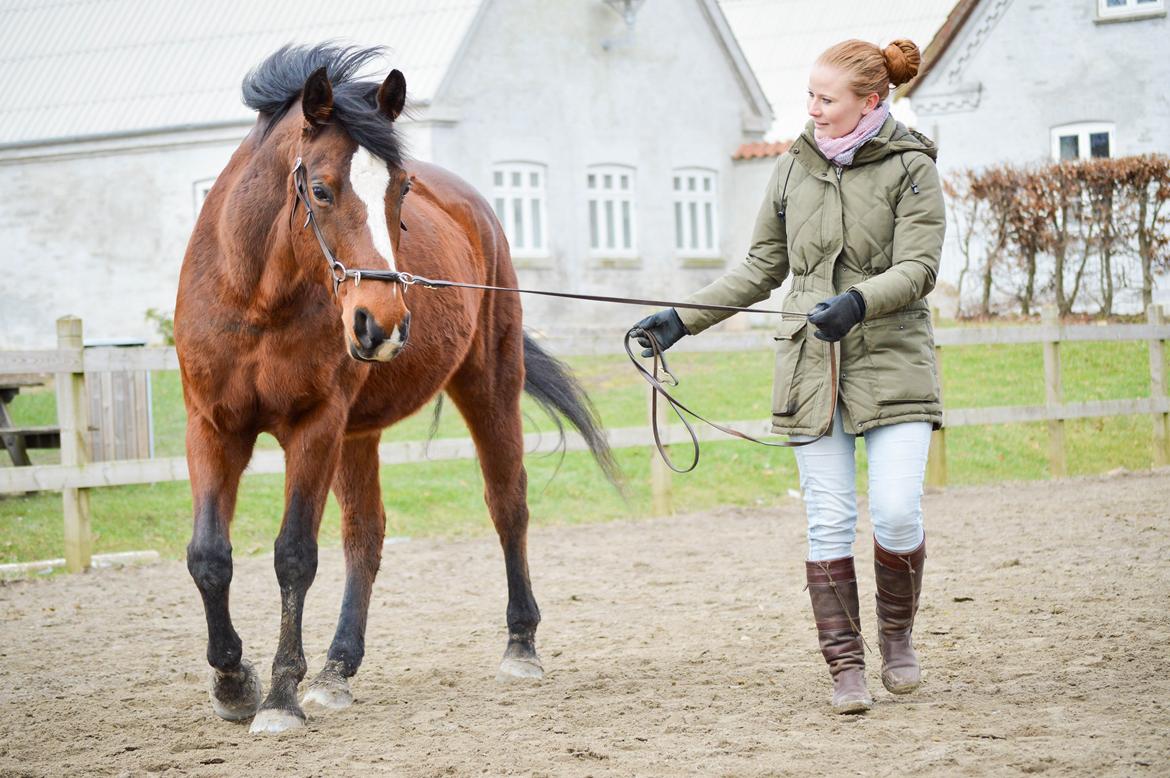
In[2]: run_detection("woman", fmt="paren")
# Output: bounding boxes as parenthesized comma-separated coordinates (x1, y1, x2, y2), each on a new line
(634, 39, 944, 714)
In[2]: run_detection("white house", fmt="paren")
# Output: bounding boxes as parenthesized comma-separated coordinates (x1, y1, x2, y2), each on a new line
(901, 0, 1170, 310)
(0, 0, 777, 348)
(904, 0, 1168, 171)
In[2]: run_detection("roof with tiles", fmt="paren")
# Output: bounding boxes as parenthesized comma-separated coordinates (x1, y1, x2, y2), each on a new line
(0, 0, 484, 148)
(732, 139, 793, 160)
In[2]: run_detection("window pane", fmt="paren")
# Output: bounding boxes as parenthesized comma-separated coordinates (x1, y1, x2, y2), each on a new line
(620, 174, 629, 190)
(704, 202, 714, 249)
(688, 202, 698, 248)
(703, 176, 712, 192)
(605, 200, 615, 248)
(511, 172, 522, 187)
(588, 201, 598, 249)
(621, 201, 631, 249)
(1059, 135, 1079, 161)
(674, 202, 683, 249)
(604, 174, 613, 190)
(673, 176, 681, 191)
(588, 173, 596, 189)
(513, 198, 525, 248)
(530, 172, 540, 187)
(1105, 0, 1126, 6)
(1090, 132, 1110, 158)
(493, 171, 504, 187)
(688, 176, 696, 191)
(531, 199, 542, 249)
(494, 198, 506, 225)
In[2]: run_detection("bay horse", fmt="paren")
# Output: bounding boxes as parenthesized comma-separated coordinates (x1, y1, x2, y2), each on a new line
(174, 44, 618, 734)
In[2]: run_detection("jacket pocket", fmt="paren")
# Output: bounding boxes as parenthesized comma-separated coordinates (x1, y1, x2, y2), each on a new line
(771, 317, 808, 416)
(859, 311, 939, 405)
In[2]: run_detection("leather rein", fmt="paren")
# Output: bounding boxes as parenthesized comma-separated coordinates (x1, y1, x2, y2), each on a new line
(289, 158, 838, 473)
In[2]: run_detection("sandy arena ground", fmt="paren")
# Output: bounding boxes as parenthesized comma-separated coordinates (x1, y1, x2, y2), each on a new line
(1, 470, 1168, 777)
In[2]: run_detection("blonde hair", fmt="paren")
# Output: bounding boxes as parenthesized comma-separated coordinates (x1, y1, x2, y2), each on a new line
(816, 39, 921, 100)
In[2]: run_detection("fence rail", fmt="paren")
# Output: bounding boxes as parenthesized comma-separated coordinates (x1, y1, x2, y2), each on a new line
(2, 307, 1167, 572)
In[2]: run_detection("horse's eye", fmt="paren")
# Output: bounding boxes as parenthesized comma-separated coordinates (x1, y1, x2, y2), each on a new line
(311, 184, 332, 204)
(400, 179, 412, 199)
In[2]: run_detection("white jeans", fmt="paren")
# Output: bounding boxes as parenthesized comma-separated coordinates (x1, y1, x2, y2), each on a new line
(793, 404, 931, 561)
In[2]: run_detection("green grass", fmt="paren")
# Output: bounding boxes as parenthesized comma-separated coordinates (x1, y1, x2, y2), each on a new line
(2, 333, 1166, 565)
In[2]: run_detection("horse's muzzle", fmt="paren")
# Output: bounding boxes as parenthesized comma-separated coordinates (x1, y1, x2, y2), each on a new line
(350, 308, 410, 362)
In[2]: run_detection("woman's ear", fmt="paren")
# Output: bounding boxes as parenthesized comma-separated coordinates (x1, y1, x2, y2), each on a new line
(862, 92, 881, 114)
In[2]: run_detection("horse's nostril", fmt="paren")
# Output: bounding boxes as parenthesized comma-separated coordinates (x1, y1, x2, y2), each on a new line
(353, 307, 386, 350)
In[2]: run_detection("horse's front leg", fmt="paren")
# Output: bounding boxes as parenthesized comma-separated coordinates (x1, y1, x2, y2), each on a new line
(249, 405, 345, 734)
(303, 432, 385, 711)
(185, 417, 260, 721)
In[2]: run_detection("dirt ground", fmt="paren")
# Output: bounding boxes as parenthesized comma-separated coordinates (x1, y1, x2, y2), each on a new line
(1, 470, 1168, 777)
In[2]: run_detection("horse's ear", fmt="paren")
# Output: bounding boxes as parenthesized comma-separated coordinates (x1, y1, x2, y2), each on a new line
(302, 66, 333, 127)
(377, 69, 406, 122)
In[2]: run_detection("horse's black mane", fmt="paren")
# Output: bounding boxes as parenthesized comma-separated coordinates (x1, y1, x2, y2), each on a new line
(242, 43, 404, 168)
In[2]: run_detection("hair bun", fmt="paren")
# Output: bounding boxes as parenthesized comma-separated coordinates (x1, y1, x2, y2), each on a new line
(883, 39, 921, 86)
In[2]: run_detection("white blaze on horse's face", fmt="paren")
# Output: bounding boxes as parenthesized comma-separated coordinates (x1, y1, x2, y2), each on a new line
(349, 147, 397, 274)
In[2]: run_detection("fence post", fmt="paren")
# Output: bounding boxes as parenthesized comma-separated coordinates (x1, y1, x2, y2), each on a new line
(649, 392, 673, 516)
(55, 317, 93, 572)
(1148, 304, 1169, 467)
(1041, 305, 1066, 478)
(926, 307, 947, 487)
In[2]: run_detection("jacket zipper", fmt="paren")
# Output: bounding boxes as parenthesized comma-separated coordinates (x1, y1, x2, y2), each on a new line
(835, 166, 842, 183)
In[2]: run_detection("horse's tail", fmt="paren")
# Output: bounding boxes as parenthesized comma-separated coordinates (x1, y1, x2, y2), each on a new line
(522, 334, 622, 489)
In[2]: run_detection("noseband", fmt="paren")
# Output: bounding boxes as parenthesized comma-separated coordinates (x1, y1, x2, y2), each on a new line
(291, 157, 411, 296)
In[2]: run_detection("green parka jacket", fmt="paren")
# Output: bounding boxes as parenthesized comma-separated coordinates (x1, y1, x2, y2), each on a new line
(677, 116, 945, 437)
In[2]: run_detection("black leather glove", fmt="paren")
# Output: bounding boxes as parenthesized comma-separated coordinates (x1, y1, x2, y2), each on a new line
(633, 308, 689, 357)
(807, 290, 866, 342)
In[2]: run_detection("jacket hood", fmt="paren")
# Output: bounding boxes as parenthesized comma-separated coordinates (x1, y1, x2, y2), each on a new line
(796, 116, 938, 169)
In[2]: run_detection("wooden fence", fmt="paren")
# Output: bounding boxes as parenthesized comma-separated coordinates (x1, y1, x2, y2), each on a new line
(1, 308, 1167, 573)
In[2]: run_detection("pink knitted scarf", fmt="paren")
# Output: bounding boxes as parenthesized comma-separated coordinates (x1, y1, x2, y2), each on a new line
(815, 102, 890, 167)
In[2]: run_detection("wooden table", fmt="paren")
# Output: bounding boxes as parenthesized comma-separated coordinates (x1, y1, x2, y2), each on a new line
(0, 376, 60, 467)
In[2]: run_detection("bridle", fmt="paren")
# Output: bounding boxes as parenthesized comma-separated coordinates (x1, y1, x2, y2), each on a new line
(289, 156, 837, 471)
(291, 156, 409, 297)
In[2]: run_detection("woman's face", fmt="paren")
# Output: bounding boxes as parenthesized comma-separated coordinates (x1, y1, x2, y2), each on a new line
(807, 64, 879, 139)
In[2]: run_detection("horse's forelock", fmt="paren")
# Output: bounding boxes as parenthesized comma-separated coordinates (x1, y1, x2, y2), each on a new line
(242, 44, 405, 166)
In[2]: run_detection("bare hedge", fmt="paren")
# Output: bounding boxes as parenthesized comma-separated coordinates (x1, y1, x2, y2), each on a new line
(943, 155, 1170, 318)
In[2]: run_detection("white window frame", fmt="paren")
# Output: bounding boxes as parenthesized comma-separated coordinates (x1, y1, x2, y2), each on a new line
(193, 177, 216, 220)
(1050, 122, 1115, 161)
(586, 164, 638, 258)
(672, 167, 720, 258)
(1097, 0, 1165, 20)
(491, 162, 548, 258)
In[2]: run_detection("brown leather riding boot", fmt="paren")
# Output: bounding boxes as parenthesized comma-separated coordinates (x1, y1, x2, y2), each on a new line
(874, 538, 926, 694)
(806, 557, 872, 714)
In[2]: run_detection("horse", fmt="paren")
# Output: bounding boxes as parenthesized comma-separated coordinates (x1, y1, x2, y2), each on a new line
(174, 44, 618, 734)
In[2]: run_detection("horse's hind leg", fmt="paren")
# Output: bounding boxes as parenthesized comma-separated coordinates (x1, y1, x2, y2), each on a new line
(447, 351, 543, 682)
(185, 418, 262, 721)
(303, 432, 385, 711)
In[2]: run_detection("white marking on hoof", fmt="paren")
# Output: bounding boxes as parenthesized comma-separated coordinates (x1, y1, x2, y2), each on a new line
(496, 656, 544, 682)
(209, 660, 262, 722)
(249, 707, 306, 734)
(301, 680, 354, 710)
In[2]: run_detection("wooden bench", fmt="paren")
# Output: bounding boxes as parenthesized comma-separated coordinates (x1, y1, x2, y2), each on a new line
(1, 426, 62, 466)
(1, 378, 60, 467)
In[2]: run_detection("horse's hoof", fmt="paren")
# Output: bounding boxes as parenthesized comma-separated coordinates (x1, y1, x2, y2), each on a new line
(301, 666, 354, 710)
(209, 659, 262, 722)
(248, 707, 306, 734)
(496, 655, 544, 682)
